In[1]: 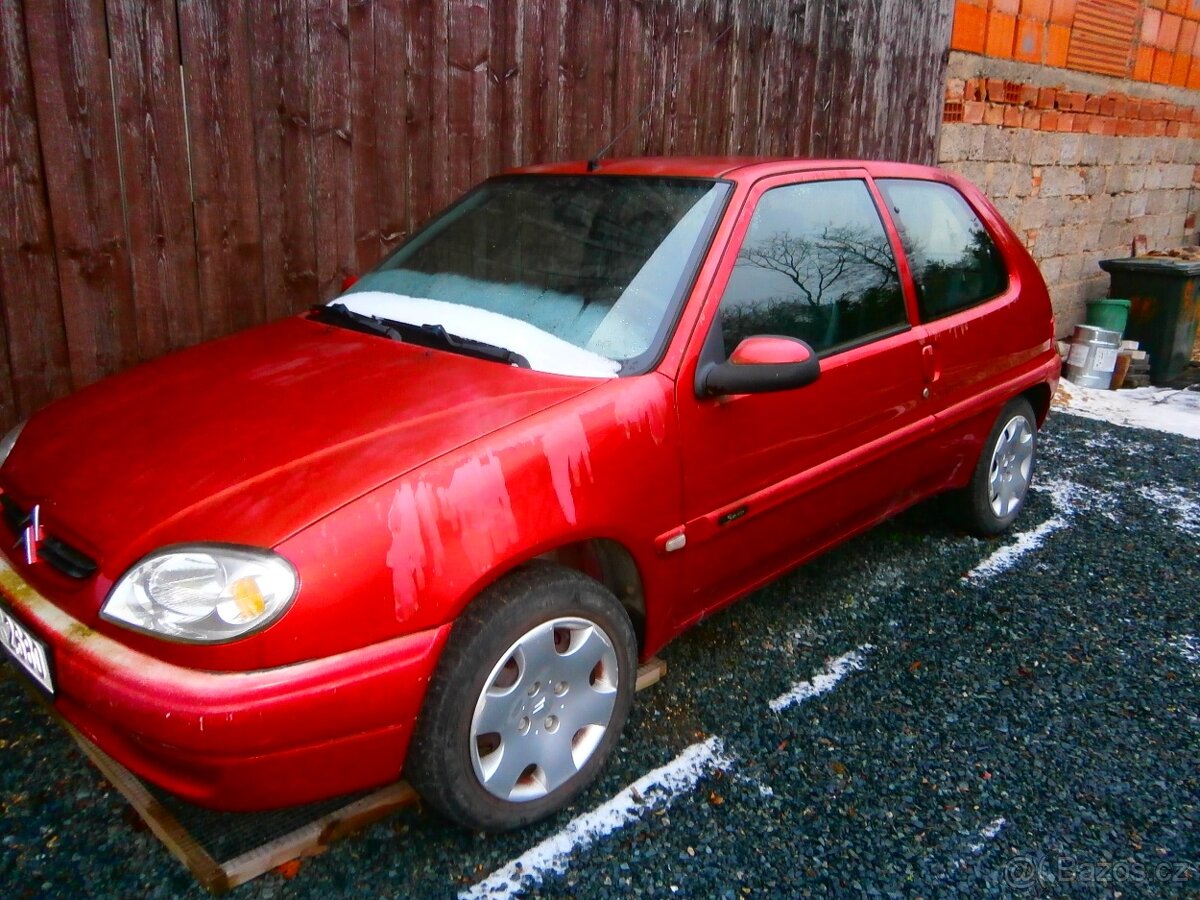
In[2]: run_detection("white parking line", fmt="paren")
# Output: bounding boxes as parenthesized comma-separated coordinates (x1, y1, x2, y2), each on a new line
(769, 645, 874, 713)
(459, 738, 732, 899)
(963, 481, 1076, 583)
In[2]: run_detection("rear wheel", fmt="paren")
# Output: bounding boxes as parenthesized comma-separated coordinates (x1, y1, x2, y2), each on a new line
(959, 397, 1037, 536)
(406, 562, 637, 831)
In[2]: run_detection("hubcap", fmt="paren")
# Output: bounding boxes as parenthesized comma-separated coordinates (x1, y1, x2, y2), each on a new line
(988, 415, 1034, 518)
(470, 617, 619, 802)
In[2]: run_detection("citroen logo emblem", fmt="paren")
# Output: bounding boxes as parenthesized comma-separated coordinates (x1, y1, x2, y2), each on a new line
(18, 504, 43, 565)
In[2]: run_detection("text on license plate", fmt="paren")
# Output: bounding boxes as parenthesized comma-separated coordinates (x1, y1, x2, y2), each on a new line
(0, 606, 54, 694)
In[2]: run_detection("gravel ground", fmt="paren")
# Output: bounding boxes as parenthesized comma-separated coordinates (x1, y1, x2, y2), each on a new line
(2, 410, 1198, 898)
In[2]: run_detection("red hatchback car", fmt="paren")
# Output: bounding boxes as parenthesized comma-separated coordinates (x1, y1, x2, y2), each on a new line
(0, 158, 1058, 831)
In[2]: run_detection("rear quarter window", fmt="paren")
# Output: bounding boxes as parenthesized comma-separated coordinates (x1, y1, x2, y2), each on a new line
(877, 179, 1008, 321)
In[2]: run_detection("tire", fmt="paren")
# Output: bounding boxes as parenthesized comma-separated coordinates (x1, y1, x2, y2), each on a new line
(959, 396, 1038, 537)
(406, 562, 637, 832)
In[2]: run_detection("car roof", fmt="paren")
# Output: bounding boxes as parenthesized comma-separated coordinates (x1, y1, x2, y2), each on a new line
(507, 156, 947, 184)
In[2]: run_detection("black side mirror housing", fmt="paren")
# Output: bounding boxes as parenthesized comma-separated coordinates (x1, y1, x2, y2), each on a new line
(699, 335, 820, 397)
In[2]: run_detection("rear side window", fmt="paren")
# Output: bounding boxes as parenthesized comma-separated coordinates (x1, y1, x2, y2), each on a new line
(717, 179, 907, 356)
(876, 180, 1008, 321)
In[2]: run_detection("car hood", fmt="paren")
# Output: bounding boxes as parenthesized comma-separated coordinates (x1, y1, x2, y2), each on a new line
(1, 316, 601, 572)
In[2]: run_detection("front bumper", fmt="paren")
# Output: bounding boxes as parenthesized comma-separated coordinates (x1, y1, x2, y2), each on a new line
(0, 556, 451, 810)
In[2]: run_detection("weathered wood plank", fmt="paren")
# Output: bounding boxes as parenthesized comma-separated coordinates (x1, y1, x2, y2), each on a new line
(429, 0, 452, 211)
(489, 0, 518, 171)
(308, 0, 356, 301)
(0, 0, 71, 425)
(247, 0, 320, 319)
(24, 0, 138, 389)
(447, 0, 489, 194)
(106, 0, 203, 359)
(178, 0, 268, 337)
(373, 0, 411, 255)
(403, 0, 435, 227)
(348, 0, 382, 271)
(518, 0, 548, 163)
(610, 0, 645, 158)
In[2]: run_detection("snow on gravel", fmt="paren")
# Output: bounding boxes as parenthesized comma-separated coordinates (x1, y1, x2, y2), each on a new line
(1138, 485, 1200, 536)
(1054, 379, 1200, 440)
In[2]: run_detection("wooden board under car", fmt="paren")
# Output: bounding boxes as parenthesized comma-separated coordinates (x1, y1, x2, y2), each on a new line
(57, 656, 667, 893)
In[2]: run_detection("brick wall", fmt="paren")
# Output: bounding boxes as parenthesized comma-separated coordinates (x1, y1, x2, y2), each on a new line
(941, 0, 1200, 334)
(951, 0, 1200, 88)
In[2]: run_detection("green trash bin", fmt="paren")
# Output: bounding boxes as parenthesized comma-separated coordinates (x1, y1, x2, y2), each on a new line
(1098, 256, 1200, 384)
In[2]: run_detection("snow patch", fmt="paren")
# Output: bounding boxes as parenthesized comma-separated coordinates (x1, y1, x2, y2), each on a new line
(1054, 379, 1200, 441)
(1139, 485, 1200, 536)
(769, 645, 874, 712)
(968, 817, 1007, 854)
(335, 291, 621, 378)
(460, 738, 731, 899)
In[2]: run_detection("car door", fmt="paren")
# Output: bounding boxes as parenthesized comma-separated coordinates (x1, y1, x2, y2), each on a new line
(673, 171, 935, 623)
(874, 178, 1037, 478)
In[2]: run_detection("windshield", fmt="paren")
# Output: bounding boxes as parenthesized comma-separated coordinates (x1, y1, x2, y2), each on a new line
(341, 175, 729, 377)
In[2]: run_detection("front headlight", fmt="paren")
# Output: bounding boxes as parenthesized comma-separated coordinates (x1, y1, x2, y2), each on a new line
(101, 545, 299, 643)
(0, 421, 25, 470)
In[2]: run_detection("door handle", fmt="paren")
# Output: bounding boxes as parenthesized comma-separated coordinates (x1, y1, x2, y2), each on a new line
(921, 344, 940, 384)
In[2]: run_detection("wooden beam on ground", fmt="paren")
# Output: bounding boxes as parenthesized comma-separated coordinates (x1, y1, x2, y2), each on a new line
(61, 655, 668, 893)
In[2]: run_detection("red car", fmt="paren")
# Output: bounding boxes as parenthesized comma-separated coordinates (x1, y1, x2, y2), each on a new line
(0, 158, 1058, 831)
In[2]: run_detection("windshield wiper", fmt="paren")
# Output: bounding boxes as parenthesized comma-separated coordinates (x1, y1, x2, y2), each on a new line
(311, 303, 530, 368)
(311, 303, 402, 341)
(412, 323, 531, 369)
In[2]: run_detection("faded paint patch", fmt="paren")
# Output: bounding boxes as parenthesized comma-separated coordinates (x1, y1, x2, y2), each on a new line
(540, 414, 593, 525)
(613, 378, 667, 446)
(436, 452, 520, 573)
(386, 452, 520, 621)
(386, 481, 446, 622)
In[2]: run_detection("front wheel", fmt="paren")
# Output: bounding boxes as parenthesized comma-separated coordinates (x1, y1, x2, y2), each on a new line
(406, 562, 637, 831)
(959, 397, 1038, 537)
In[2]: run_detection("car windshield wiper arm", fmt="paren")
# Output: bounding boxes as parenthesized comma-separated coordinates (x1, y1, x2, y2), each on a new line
(411, 323, 531, 369)
(311, 303, 403, 341)
(312, 303, 530, 368)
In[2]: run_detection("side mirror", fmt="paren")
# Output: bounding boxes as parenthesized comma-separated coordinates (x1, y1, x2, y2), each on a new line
(700, 335, 820, 396)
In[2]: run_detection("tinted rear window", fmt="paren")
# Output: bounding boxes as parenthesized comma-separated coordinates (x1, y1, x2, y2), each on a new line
(877, 180, 1008, 321)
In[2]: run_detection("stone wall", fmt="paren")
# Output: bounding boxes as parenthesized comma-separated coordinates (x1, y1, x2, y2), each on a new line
(938, 53, 1200, 334)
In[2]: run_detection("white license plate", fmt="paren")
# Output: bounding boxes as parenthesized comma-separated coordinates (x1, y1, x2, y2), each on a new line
(0, 606, 54, 694)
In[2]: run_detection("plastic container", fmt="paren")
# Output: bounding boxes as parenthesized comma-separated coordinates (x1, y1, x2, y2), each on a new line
(1064, 324, 1121, 389)
(1085, 297, 1131, 335)
(1098, 257, 1200, 383)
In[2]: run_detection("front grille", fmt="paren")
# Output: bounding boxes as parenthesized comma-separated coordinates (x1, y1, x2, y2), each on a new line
(0, 494, 98, 579)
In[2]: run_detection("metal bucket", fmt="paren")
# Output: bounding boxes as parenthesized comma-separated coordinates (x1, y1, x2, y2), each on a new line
(1064, 324, 1121, 389)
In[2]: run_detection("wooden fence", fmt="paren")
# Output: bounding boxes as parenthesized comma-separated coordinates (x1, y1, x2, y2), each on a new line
(0, 0, 952, 431)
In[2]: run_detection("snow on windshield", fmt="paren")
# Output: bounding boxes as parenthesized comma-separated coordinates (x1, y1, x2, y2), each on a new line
(334, 291, 621, 378)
